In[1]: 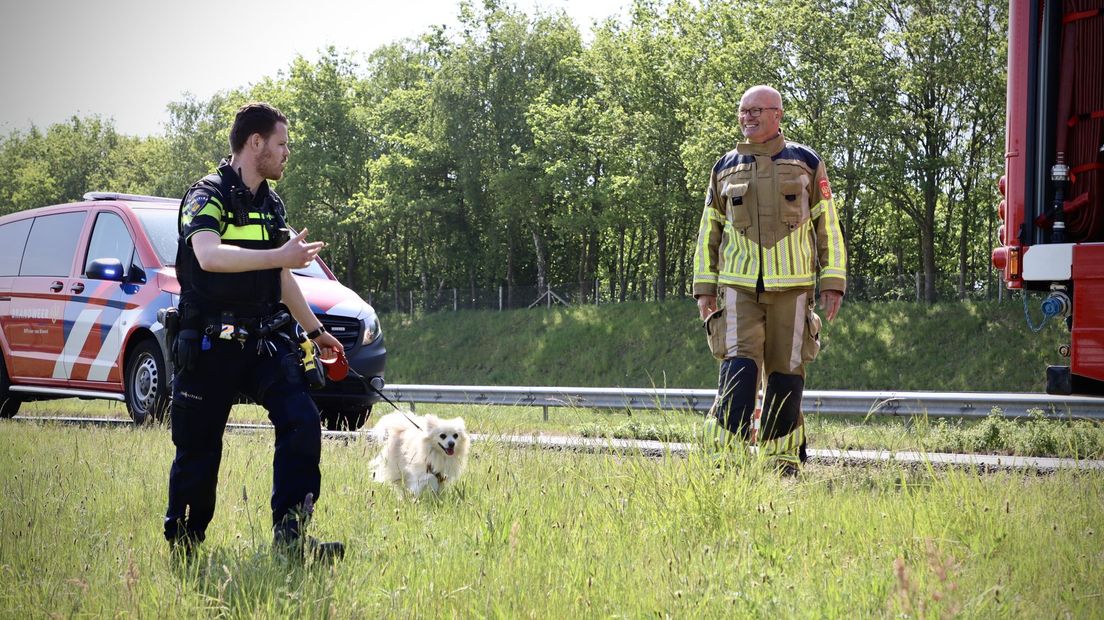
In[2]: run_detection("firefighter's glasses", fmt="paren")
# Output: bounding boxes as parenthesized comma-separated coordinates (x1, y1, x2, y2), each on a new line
(738, 106, 780, 118)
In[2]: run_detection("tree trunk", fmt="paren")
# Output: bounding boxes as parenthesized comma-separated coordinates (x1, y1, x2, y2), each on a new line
(506, 234, 515, 310)
(532, 228, 547, 295)
(656, 218, 667, 301)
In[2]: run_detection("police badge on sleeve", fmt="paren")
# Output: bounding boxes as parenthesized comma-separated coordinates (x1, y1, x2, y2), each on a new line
(183, 194, 209, 218)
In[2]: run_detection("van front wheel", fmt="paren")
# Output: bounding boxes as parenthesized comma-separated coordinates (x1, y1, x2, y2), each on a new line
(125, 339, 170, 424)
(0, 357, 20, 418)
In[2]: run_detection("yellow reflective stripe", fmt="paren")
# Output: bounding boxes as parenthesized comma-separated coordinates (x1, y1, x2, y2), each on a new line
(718, 274, 759, 287)
(707, 217, 838, 290)
(759, 425, 804, 463)
(723, 224, 737, 273)
(822, 198, 847, 280)
(802, 222, 814, 268)
(737, 233, 754, 275)
(810, 198, 827, 219)
(694, 206, 719, 279)
(222, 224, 268, 241)
(196, 203, 222, 221)
(764, 273, 817, 284)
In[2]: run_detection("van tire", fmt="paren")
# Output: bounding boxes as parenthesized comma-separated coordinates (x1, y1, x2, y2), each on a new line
(125, 339, 170, 424)
(320, 406, 370, 431)
(0, 357, 20, 418)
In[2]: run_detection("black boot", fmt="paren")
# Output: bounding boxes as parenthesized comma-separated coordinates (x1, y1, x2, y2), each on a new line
(273, 529, 345, 562)
(165, 517, 202, 562)
(273, 493, 344, 563)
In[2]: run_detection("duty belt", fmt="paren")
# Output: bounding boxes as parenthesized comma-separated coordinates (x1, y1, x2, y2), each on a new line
(204, 310, 294, 354)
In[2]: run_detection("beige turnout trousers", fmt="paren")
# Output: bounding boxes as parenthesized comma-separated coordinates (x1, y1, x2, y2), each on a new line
(710, 286, 821, 464)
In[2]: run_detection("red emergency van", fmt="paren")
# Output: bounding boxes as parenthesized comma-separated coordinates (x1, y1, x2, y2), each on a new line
(0, 192, 386, 429)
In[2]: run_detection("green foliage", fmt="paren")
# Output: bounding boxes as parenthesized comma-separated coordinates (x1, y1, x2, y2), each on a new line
(0, 0, 1011, 305)
(1, 424, 1101, 617)
(920, 408, 1104, 458)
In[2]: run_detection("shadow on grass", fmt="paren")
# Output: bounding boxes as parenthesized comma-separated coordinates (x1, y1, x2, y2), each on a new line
(170, 543, 341, 616)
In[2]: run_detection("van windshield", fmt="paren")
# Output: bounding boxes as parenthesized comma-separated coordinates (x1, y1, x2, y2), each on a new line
(133, 207, 331, 279)
(134, 208, 178, 265)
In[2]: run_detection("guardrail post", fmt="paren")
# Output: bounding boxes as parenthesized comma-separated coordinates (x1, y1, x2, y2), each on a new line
(543, 405, 549, 421)
(499, 286, 503, 311)
(453, 288, 457, 312)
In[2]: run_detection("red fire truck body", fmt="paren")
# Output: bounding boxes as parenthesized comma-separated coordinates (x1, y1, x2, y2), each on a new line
(992, 0, 1104, 395)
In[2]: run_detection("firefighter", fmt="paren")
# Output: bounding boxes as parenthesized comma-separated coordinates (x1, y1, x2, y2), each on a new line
(694, 85, 847, 474)
(164, 102, 346, 561)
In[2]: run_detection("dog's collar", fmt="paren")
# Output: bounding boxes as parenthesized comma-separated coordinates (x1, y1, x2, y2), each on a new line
(427, 464, 447, 484)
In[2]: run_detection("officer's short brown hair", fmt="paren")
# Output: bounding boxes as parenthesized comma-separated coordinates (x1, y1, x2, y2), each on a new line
(229, 102, 288, 154)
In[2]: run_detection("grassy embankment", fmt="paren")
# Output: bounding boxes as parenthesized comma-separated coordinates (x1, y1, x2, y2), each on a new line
(382, 299, 1067, 392)
(17, 299, 1103, 458)
(1, 424, 1100, 617)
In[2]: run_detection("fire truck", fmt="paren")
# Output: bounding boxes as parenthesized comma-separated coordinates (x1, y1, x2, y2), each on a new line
(992, 0, 1104, 396)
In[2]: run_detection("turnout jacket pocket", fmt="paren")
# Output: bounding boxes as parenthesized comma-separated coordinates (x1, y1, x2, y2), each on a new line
(722, 182, 751, 230)
(778, 178, 807, 229)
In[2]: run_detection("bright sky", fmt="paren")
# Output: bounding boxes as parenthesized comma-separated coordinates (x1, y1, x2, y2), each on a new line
(0, 0, 629, 137)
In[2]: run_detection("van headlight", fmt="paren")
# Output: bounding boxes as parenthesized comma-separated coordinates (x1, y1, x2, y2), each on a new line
(361, 314, 381, 345)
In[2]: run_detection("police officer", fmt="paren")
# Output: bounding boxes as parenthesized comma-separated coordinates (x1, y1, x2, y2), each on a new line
(164, 102, 346, 560)
(694, 85, 847, 474)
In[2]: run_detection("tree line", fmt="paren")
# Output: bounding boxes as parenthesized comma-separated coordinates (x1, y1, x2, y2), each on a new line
(0, 0, 1007, 305)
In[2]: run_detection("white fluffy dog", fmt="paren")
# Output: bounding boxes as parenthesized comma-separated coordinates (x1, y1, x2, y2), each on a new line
(370, 411, 470, 496)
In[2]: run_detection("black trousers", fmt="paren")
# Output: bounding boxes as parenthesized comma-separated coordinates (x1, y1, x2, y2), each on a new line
(164, 333, 321, 543)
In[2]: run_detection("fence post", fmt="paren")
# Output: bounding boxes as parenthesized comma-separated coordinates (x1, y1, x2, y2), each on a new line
(915, 272, 921, 303)
(409, 290, 414, 314)
(453, 288, 457, 312)
(499, 286, 503, 311)
(595, 279, 599, 306)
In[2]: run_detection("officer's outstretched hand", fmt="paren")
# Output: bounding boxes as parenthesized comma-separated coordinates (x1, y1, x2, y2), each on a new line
(278, 229, 325, 269)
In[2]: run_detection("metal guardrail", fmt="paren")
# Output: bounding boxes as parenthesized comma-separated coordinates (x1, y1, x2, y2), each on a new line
(382, 384, 1104, 421)
(12, 416, 1102, 471)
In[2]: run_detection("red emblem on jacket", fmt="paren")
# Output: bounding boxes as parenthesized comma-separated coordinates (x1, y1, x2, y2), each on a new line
(819, 178, 832, 199)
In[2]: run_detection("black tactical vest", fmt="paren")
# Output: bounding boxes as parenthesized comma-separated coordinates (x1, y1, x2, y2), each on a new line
(175, 163, 287, 318)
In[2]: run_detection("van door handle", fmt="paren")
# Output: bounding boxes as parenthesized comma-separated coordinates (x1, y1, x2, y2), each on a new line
(50, 281, 64, 293)
(70, 282, 85, 294)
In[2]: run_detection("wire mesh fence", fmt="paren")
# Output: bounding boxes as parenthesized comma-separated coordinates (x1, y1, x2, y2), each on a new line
(365, 271, 1015, 314)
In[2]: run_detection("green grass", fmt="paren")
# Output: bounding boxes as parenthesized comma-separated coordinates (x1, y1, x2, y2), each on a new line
(18, 398, 1104, 460)
(1, 423, 1101, 617)
(382, 299, 1069, 392)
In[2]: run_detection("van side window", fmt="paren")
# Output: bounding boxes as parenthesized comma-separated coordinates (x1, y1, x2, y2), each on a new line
(20, 212, 87, 277)
(84, 212, 136, 275)
(0, 219, 33, 276)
